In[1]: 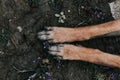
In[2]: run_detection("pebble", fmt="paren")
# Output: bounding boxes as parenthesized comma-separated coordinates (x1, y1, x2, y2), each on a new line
(17, 26, 23, 32)
(68, 10, 71, 12)
(0, 50, 4, 55)
(42, 59, 49, 63)
(9, 19, 12, 22)
(55, 14, 60, 17)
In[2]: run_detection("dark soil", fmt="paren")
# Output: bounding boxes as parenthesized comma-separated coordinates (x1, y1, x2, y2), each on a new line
(0, 0, 120, 80)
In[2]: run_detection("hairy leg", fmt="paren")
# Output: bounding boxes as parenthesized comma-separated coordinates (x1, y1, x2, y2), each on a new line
(48, 44, 120, 68)
(38, 19, 120, 43)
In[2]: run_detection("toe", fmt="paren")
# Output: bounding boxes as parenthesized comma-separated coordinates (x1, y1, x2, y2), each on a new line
(48, 45, 64, 56)
(38, 31, 52, 40)
(38, 31, 51, 35)
(38, 34, 51, 40)
(38, 34, 46, 40)
(49, 46, 60, 51)
(45, 27, 53, 31)
(49, 51, 58, 55)
(49, 44, 64, 51)
(49, 50, 63, 56)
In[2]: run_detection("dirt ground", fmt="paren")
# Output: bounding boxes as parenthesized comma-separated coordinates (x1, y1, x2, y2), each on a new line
(0, 0, 120, 80)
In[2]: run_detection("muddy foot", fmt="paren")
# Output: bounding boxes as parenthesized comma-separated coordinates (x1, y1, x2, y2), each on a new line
(48, 44, 86, 60)
(38, 27, 79, 43)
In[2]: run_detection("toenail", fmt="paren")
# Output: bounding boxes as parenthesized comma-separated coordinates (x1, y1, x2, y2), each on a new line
(38, 31, 47, 35)
(45, 27, 53, 30)
(49, 51, 57, 55)
(39, 35, 47, 40)
(49, 46, 58, 51)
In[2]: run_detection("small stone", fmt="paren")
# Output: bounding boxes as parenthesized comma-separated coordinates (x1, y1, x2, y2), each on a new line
(60, 11, 64, 15)
(2, 29, 4, 33)
(81, 6, 84, 9)
(55, 14, 60, 17)
(45, 72, 52, 76)
(62, 15, 66, 19)
(17, 26, 23, 32)
(7, 41, 11, 47)
(68, 10, 71, 12)
(14, 17, 17, 19)
(0, 50, 4, 55)
(9, 19, 12, 22)
(42, 59, 49, 63)
(39, 76, 42, 79)
(47, 65, 52, 69)
(58, 19, 61, 23)
(60, 19, 64, 23)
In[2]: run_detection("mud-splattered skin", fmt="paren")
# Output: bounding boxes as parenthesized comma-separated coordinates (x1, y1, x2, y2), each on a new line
(38, 18, 120, 68)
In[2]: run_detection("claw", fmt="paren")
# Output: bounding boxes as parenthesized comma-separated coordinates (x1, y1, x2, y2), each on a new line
(37, 30, 53, 40)
(45, 27, 53, 30)
(49, 51, 58, 55)
(49, 46, 60, 51)
(49, 50, 63, 56)
(38, 35, 47, 40)
(38, 31, 51, 35)
(37, 31, 46, 35)
(38, 34, 51, 40)
(48, 44, 64, 56)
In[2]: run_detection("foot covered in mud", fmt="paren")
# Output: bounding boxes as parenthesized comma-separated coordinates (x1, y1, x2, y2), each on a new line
(38, 27, 76, 43)
(48, 44, 95, 60)
(48, 44, 81, 60)
(48, 44, 120, 68)
(38, 27, 91, 43)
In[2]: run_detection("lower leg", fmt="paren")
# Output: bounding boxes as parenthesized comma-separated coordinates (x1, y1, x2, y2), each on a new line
(75, 19, 120, 40)
(49, 44, 120, 68)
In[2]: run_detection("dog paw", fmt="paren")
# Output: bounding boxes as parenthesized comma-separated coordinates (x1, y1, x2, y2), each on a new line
(38, 27, 76, 43)
(48, 44, 81, 60)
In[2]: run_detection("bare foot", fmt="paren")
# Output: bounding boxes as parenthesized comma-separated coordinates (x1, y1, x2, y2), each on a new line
(37, 27, 91, 43)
